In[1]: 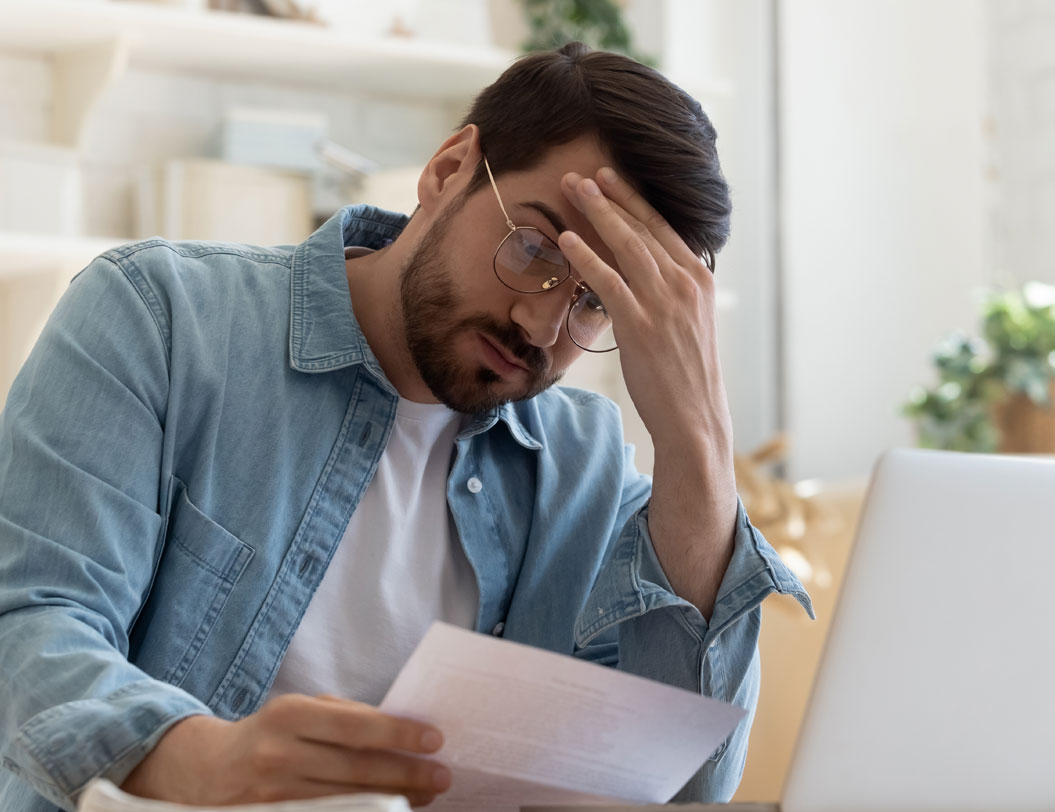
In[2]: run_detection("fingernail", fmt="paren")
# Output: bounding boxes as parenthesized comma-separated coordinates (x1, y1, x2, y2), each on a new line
(560, 231, 581, 247)
(433, 766, 452, 790)
(599, 167, 617, 184)
(420, 730, 443, 751)
(581, 178, 601, 196)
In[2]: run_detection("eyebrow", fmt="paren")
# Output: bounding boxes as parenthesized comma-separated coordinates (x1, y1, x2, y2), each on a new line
(519, 200, 568, 239)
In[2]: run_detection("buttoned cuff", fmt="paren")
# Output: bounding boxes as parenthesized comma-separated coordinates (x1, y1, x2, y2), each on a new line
(574, 496, 814, 649)
(3, 679, 212, 810)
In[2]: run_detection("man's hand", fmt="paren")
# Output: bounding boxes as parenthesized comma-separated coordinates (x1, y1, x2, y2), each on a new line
(557, 168, 729, 451)
(558, 168, 738, 618)
(121, 694, 451, 807)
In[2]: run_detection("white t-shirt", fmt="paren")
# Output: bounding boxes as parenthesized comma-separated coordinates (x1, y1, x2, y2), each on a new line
(266, 395, 480, 706)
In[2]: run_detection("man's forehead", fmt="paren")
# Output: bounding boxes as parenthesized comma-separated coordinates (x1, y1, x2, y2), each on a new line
(506, 138, 613, 184)
(508, 194, 618, 275)
(491, 139, 619, 263)
(516, 200, 568, 236)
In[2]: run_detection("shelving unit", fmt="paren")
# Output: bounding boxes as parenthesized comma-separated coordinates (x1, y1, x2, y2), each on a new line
(0, 0, 519, 147)
(0, 0, 734, 277)
(0, 1, 517, 96)
(0, 0, 733, 145)
(0, 0, 521, 282)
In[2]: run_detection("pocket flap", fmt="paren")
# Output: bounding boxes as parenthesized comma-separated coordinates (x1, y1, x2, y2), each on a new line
(168, 477, 254, 584)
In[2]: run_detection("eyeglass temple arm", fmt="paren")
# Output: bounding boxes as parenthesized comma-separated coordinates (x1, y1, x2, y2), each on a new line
(483, 156, 517, 231)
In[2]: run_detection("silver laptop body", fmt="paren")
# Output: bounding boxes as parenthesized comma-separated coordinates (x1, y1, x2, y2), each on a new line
(781, 448, 1055, 812)
(524, 449, 1055, 812)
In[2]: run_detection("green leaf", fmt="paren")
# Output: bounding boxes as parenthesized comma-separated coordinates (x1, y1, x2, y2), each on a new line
(516, 0, 654, 62)
(903, 281, 1055, 450)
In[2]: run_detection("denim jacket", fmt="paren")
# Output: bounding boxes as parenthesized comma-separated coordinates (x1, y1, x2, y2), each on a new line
(0, 206, 812, 811)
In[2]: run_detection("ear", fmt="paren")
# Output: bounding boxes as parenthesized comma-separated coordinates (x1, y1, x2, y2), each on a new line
(417, 124, 481, 215)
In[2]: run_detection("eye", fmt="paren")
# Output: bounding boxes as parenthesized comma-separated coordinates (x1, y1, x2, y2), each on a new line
(511, 230, 564, 267)
(515, 236, 543, 259)
(580, 290, 609, 317)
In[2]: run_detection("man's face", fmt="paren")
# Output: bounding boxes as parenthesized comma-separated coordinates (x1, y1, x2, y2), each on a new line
(400, 139, 616, 414)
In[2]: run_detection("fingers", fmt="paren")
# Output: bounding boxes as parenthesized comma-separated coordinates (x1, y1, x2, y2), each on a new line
(295, 740, 451, 795)
(562, 168, 711, 286)
(556, 230, 634, 321)
(595, 167, 704, 270)
(242, 696, 451, 804)
(560, 173, 668, 291)
(266, 694, 444, 755)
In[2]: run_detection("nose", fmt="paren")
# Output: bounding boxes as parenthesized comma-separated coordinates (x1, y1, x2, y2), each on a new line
(509, 288, 571, 349)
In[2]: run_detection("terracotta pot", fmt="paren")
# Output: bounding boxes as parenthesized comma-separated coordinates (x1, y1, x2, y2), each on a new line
(992, 379, 1055, 454)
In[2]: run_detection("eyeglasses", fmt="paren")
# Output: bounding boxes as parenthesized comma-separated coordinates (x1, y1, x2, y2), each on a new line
(483, 156, 617, 353)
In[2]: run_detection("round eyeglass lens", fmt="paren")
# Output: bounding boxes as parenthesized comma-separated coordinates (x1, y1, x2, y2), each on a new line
(568, 288, 617, 352)
(495, 227, 570, 293)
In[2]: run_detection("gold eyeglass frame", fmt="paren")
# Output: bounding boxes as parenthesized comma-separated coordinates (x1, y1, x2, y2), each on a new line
(483, 156, 618, 353)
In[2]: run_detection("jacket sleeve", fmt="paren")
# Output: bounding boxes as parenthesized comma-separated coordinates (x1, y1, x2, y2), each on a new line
(0, 258, 212, 811)
(573, 446, 814, 802)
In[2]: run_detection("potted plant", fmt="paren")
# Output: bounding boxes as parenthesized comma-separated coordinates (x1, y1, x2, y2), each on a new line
(516, 0, 652, 63)
(903, 282, 1055, 453)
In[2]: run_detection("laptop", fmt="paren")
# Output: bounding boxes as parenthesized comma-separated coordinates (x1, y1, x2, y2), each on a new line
(779, 447, 1055, 812)
(526, 448, 1055, 811)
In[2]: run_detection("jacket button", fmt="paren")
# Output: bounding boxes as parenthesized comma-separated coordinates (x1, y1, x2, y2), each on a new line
(467, 477, 483, 493)
(232, 687, 250, 714)
(492, 622, 505, 636)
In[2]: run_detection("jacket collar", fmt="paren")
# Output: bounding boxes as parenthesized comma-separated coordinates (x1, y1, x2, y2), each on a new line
(289, 205, 407, 375)
(288, 205, 542, 451)
(459, 404, 544, 451)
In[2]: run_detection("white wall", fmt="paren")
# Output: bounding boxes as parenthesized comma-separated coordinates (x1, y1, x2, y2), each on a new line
(692, 0, 782, 461)
(656, 0, 783, 461)
(988, 0, 1055, 287)
(778, 0, 989, 481)
(593, 0, 782, 471)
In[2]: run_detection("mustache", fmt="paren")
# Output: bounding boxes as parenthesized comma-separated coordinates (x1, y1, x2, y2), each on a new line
(462, 315, 548, 374)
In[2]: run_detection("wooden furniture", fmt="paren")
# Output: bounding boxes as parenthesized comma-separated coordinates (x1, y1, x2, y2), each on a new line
(732, 477, 868, 803)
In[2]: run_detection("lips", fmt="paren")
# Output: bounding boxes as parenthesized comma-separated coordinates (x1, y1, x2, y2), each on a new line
(478, 333, 528, 377)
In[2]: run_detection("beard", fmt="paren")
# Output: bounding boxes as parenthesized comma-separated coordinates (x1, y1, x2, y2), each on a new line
(399, 207, 564, 414)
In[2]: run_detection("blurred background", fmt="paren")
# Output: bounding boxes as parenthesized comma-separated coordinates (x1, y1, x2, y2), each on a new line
(0, 0, 1053, 801)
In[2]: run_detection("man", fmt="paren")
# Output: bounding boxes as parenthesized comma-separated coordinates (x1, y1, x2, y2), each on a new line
(0, 42, 811, 811)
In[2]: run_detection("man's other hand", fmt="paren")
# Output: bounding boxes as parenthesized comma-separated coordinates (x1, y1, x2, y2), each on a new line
(120, 693, 450, 807)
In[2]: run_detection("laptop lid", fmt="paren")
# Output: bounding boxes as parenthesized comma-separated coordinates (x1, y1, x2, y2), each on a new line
(781, 448, 1055, 812)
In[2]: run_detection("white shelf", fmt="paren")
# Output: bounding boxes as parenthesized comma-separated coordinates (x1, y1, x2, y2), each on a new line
(0, 232, 127, 280)
(0, 1, 733, 146)
(0, 0, 516, 101)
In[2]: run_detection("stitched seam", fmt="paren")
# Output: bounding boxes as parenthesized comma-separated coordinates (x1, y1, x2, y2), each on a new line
(108, 239, 292, 265)
(703, 640, 729, 761)
(65, 708, 194, 801)
(17, 680, 181, 795)
(209, 375, 365, 709)
(165, 558, 247, 687)
(91, 256, 170, 371)
(708, 586, 776, 642)
(259, 384, 396, 697)
(169, 534, 247, 583)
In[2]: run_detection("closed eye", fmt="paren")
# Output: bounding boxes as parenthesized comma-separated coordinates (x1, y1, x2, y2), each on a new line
(519, 201, 567, 244)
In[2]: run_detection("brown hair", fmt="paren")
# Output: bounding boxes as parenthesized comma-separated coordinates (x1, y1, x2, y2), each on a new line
(460, 41, 731, 271)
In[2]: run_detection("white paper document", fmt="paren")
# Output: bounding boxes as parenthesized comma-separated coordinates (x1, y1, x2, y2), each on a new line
(379, 622, 746, 811)
(77, 779, 410, 812)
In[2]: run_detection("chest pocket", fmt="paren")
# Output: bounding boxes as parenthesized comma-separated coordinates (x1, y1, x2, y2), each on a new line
(129, 477, 254, 687)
